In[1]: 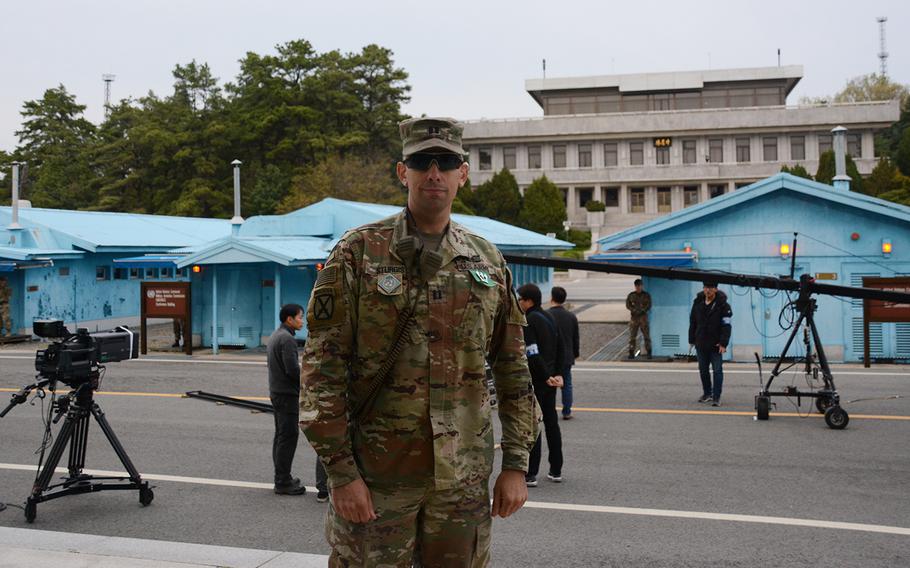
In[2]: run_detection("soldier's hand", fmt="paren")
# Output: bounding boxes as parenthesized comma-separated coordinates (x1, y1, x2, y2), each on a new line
(331, 478, 377, 524)
(491, 469, 527, 518)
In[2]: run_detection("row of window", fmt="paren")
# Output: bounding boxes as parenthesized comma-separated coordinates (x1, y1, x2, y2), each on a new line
(542, 85, 787, 115)
(87, 266, 186, 281)
(567, 184, 738, 214)
(477, 133, 862, 170)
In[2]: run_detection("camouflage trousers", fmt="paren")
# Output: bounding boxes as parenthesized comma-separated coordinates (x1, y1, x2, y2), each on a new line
(0, 303, 10, 336)
(628, 314, 651, 355)
(326, 481, 491, 568)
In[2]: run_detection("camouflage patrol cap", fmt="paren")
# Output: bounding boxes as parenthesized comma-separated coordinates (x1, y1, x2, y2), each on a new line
(399, 117, 465, 158)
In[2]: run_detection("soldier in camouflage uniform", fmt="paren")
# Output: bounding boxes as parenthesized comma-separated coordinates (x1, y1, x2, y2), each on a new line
(300, 117, 539, 567)
(0, 276, 11, 337)
(626, 278, 652, 359)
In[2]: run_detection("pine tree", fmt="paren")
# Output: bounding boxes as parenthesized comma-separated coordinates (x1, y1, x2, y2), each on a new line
(518, 175, 566, 235)
(471, 169, 522, 224)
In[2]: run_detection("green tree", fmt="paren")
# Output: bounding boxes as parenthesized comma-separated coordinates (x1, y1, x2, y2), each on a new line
(452, 178, 476, 215)
(877, 174, 910, 206)
(518, 175, 566, 235)
(815, 150, 863, 192)
(471, 169, 522, 224)
(832, 74, 909, 105)
(780, 164, 813, 180)
(278, 153, 403, 212)
(863, 158, 903, 197)
(245, 163, 291, 216)
(13, 86, 97, 209)
(896, 127, 910, 177)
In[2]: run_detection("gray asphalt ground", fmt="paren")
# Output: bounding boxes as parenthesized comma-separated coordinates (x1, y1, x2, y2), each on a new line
(1, 353, 909, 567)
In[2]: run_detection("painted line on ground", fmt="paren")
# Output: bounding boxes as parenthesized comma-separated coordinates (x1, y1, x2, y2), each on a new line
(2, 354, 909, 376)
(1, 388, 906, 421)
(564, 406, 910, 421)
(573, 367, 910, 377)
(1, 463, 907, 537)
(0, 387, 266, 401)
(0, 355, 266, 366)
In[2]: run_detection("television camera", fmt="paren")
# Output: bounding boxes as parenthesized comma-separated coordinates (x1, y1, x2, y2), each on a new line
(0, 320, 152, 523)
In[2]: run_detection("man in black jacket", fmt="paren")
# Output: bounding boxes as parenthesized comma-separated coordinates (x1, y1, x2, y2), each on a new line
(688, 281, 732, 407)
(268, 303, 327, 499)
(548, 286, 580, 420)
(518, 284, 564, 486)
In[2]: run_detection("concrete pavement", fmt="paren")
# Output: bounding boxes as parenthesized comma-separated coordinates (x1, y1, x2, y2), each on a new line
(0, 527, 327, 568)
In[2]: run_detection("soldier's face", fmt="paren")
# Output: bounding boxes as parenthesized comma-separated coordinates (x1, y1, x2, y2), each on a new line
(398, 153, 468, 219)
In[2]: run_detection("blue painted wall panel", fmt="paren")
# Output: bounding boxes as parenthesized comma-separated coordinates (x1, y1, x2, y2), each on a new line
(641, 191, 910, 361)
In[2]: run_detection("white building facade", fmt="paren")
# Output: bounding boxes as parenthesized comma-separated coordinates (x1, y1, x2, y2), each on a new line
(462, 66, 900, 237)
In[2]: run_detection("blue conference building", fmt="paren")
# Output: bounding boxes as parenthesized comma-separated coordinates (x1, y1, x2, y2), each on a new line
(596, 173, 910, 362)
(1, 199, 569, 350)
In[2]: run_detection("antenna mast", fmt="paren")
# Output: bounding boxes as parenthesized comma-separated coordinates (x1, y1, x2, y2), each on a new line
(102, 74, 116, 118)
(877, 17, 888, 77)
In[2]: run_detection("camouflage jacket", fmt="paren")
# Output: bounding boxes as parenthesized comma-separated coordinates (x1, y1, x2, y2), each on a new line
(300, 210, 539, 491)
(626, 291, 651, 317)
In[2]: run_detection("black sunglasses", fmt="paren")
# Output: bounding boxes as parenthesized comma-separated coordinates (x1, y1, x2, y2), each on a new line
(405, 153, 464, 172)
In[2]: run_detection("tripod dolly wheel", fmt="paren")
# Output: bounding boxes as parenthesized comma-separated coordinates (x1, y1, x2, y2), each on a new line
(755, 396, 770, 421)
(139, 485, 154, 506)
(815, 396, 834, 414)
(824, 406, 849, 430)
(25, 500, 36, 523)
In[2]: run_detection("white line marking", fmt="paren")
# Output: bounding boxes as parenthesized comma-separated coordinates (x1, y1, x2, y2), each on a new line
(523, 501, 910, 536)
(2, 463, 907, 537)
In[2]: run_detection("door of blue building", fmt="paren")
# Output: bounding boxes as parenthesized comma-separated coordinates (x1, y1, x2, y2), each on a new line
(760, 261, 809, 358)
(216, 267, 261, 348)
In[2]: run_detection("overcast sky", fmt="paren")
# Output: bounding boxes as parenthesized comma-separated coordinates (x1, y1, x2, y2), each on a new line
(1, 0, 907, 153)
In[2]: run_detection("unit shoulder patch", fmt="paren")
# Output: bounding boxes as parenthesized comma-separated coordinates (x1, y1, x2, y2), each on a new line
(308, 288, 344, 329)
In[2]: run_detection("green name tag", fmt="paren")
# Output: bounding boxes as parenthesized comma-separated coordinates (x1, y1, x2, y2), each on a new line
(469, 269, 496, 287)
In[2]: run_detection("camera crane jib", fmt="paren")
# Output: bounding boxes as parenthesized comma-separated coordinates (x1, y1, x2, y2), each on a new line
(504, 253, 910, 430)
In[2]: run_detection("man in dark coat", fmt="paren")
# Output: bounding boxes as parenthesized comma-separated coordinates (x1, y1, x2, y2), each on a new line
(688, 281, 732, 406)
(268, 303, 327, 498)
(518, 283, 565, 486)
(548, 286, 579, 420)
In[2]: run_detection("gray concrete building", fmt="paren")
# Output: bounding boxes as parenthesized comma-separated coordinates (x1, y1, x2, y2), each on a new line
(462, 66, 900, 238)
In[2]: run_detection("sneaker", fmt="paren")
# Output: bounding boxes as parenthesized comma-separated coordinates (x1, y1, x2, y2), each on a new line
(697, 395, 713, 403)
(562, 414, 573, 421)
(274, 478, 307, 495)
(712, 399, 721, 407)
(316, 490, 330, 503)
(525, 475, 538, 487)
(546, 472, 563, 483)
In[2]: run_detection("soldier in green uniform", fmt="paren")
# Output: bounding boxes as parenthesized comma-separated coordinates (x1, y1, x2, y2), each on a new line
(626, 278, 652, 359)
(299, 117, 539, 567)
(0, 276, 11, 337)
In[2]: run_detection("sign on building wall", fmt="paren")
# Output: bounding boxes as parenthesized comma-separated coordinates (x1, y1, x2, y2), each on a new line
(140, 282, 192, 355)
(862, 276, 910, 367)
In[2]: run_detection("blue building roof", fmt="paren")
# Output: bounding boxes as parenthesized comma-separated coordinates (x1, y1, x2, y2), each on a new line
(597, 173, 910, 251)
(0, 206, 231, 254)
(295, 198, 573, 249)
(174, 236, 332, 268)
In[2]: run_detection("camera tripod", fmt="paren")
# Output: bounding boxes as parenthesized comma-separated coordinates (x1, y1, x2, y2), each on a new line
(24, 375, 153, 522)
(754, 276, 849, 430)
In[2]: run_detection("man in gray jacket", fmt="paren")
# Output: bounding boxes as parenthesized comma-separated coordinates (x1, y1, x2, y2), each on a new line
(268, 304, 327, 499)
